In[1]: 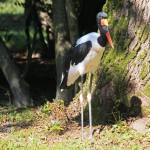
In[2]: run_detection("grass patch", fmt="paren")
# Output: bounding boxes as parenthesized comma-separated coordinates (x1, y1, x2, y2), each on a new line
(143, 83, 150, 97)
(0, 0, 24, 14)
(0, 104, 150, 149)
(0, 106, 36, 122)
(0, 0, 25, 50)
(139, 62, 149, 80)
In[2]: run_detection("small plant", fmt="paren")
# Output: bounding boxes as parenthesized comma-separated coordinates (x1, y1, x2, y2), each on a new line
(40, 100, 65, 117)
(50, 119, 64, 135)
(110, 98, 126, 124)
(5, 108, 36, 122)
(8, 111, 20, 121)
(40, 101, 52, 116)
(146, 121, 150, 128)
(5, 91, 11, 104)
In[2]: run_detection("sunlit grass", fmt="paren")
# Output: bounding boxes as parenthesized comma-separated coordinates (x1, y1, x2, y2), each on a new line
(0, 0, 24, 14)
(0, 105, 150, 150)
(0, 106, 37, 123)
(0, 0, 25, 50)
(0, 129, 49, 149)
(0, 0, 48, 51)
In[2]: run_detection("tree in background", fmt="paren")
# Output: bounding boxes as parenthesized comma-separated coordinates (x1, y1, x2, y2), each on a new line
(23, 0, 51, 77)
(52, 0, 74, 104)
(65, 0, 79, 44)
(0, 37, 32, 107)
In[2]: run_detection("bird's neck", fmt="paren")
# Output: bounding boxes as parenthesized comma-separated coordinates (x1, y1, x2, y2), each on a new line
(97, 32, 108, 47)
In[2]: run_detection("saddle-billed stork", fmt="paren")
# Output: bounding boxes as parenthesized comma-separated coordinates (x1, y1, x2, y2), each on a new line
(60, 12, 114, 139)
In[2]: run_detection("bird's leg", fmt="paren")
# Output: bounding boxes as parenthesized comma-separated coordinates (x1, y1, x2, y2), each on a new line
(80, 75, 84, 140)
(87, 73, 93, 139)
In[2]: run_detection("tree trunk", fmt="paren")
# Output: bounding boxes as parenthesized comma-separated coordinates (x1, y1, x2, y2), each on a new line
(24, 0, 49, 77)
(65, 0, 80, 94)
(0, 37, 32, 107)
(52, 0, 74, 104)
(94, 0, 150, 121)
(65, 0, 79, 44)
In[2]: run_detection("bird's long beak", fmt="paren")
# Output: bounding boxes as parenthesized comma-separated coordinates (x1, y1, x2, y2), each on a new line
(100, 19, 114, 49)
(105, 32, 114, 49)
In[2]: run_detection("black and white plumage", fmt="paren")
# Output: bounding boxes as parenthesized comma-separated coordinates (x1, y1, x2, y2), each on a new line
(60, 12, 114, 140)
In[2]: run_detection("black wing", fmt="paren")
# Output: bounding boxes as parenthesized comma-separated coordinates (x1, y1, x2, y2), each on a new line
(64, 41, 92, 71)
(60, 41, 92, 90)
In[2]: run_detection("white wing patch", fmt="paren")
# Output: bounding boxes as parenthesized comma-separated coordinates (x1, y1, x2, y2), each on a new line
(67, 61, 82, 86)
(60, 73, 64, 85)
(76, 32, 100, 45)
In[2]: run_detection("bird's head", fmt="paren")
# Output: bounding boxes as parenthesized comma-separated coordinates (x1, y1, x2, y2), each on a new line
(97, 12, 114, 49)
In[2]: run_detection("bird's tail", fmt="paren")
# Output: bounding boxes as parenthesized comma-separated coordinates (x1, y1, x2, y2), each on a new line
(60, 72, 74, 91)
(59, 72, 68, 90)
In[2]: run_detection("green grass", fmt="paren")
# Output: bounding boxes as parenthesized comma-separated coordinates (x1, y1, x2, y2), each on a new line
(0, 129, 49, 149)
(0, 0, 48, 51)
(52, 127, 150, 150)
(0, 106, 36, 123)
(0, 0, 25, 51)
(0, 0, 42, 51)
(0, 105, 150, 150)
(0, 0, 24, 14)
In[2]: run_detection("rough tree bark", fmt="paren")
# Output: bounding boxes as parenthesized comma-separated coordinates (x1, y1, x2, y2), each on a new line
(95, 0, 150, 121)
(0, 37, 32, 107)
(65, 0, 79, 44)
(23, 0, 48, 77)
(65, 0, 80, 94)
(52, 0, 74, 104)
